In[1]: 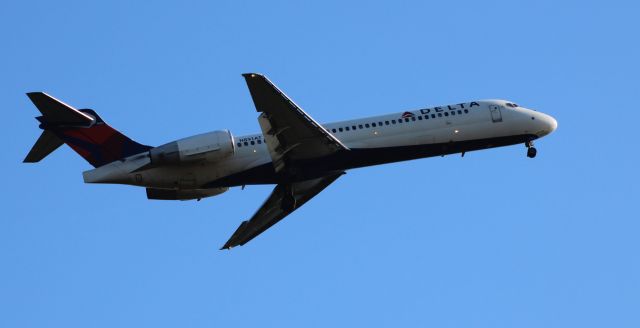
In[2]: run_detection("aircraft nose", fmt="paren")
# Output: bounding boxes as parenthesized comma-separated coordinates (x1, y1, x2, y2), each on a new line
(545, 114, 558, 133)
(535, 113, 558, 137)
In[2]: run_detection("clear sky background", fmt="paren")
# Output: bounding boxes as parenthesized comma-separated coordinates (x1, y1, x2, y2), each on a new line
(1, 0, 639, 327)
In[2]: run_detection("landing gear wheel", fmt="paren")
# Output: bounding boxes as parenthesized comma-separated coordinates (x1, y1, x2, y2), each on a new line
(527, 147, 537, 158)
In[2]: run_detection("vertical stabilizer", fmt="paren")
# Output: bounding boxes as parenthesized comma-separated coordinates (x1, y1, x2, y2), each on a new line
(24, 92, 151, 167)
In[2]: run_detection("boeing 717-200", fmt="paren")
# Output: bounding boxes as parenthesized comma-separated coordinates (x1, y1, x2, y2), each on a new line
(23, 73, 558, 249)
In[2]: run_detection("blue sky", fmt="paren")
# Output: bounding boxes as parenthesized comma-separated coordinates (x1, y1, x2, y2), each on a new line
(1, 0, 639, 327)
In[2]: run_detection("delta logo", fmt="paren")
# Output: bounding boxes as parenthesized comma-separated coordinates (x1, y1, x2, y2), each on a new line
(401, 111, 415, 119)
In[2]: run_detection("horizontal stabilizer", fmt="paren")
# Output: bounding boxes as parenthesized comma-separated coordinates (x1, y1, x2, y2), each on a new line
(24, 92, 152, 167)
(23, 130, 64, 163)
(26, 92, 94, 125)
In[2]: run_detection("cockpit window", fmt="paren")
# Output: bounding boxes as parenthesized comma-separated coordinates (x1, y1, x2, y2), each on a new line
(505, 102, 519, 108)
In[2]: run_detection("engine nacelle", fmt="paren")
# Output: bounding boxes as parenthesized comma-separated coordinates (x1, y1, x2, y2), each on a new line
(149, 130, 235, 165)
(146, 187, 228, 200)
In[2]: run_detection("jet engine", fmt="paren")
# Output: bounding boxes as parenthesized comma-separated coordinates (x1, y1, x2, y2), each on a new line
(149, 130, 235, 165)
(146, 187, 228, 200)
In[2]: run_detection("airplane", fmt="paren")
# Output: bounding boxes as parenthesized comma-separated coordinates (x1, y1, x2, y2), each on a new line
(23, 73, 558, 249)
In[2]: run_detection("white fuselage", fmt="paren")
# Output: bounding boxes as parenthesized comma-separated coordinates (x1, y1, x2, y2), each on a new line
(83, 99, 557, 194)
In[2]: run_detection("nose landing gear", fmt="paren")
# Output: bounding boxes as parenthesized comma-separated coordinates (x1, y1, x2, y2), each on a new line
(526, 141, 537, 158)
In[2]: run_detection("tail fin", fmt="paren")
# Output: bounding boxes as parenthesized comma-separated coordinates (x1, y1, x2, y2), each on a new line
(24, 92, 152, 167)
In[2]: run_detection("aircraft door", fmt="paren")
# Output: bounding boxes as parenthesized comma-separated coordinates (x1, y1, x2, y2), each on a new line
(489, 105, 503, 123)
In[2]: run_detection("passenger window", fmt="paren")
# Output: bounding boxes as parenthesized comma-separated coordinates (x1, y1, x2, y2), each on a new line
(244, 141, 249, 146)
(251, 140, 255, 145)
(437, 113, 442, 117)
(332, 128, 337, 133)
(237, 142, 242, 147)
(418, 116, 422, 120)
(431, 114, 436, 119)
(392, 120, 396, 124)
(424, 115, 429, 119)
(365, 123, 370, 128)
(451, 111, 456, 116)
(257, 140, 262, 144)
(345, 126, 350, 131)
(385, 121, 390, 125)
(464, 109, 469, 113)
(359, 124, 363, 129)
(379, 122, 383, 126)
(411, 117, 416, 121)
(339, 128, 343, 132)
(352, 125, 357, 130)
(458, 110, 462, 115)
(405, 118, 410, 122)
(372, 123, 377, 127)
(444, 112, 449, 117)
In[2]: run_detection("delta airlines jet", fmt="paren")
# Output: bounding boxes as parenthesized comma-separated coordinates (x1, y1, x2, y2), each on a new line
(24, 73, 558, 249)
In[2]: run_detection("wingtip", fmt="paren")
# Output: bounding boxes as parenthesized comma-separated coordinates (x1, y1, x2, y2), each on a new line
(220, 239, 237, 250)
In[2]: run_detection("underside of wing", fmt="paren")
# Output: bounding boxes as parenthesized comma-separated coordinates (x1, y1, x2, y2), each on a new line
(242, 73, 348, 173)
(221, 172, 344, 249)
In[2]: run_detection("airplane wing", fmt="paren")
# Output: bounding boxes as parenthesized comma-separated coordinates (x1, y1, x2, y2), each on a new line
(242, 73, 349, 173)
(221, 172, 344, 250)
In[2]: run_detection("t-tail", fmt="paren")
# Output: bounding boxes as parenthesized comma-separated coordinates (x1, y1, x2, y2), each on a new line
(23, 92, 151, 167)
